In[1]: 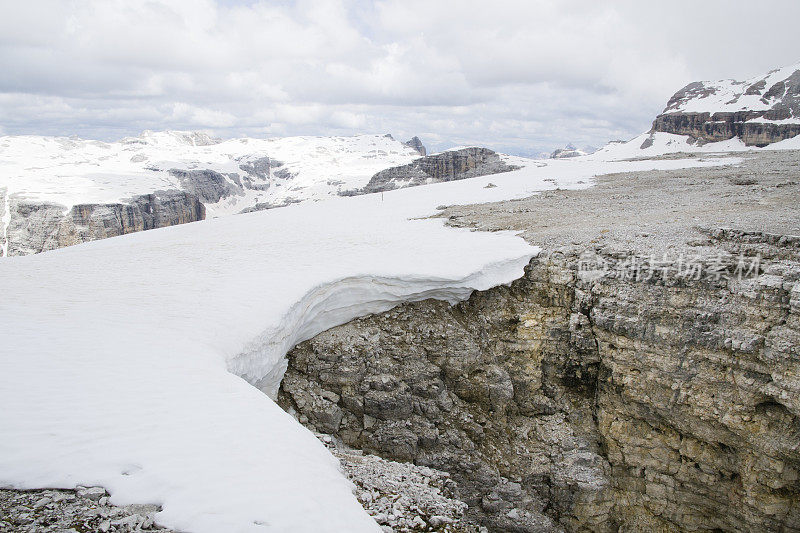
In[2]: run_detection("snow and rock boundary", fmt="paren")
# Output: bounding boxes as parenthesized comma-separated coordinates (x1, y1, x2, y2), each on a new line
(230, 256, 537, 399)
(0, 154, 742, 532)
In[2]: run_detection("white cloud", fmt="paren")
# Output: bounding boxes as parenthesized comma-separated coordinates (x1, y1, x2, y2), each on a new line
(0, 0, 798, 155)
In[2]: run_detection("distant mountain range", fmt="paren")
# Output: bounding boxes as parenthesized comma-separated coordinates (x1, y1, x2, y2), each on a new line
(0, 132, 423, 255)
(0, 132, 523, 256)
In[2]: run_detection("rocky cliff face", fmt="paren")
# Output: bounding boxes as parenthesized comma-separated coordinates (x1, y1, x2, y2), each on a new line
(651, 65, 800, 146)
(4, 190, 204, 256)
(280, 244, 800, 532)
(279, 151, 800, 532)
(651, 110, 800, 147)
(361, 147, 519, 194)
(168, 168, 244, 204)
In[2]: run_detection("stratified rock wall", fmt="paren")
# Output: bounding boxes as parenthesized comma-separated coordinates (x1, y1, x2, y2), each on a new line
(362, 148, 518, 194)
(280, 236, 800, 532)
(651, 111, 800, 147)
(6, 190, 205, 256)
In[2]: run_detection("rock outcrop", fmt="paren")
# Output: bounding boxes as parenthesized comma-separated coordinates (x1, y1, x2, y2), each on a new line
(168, 168, 243, 203)
(651, 111, 800, 147)
(4, 190, 204, 256)
(404, 136, 427, 156)
(238, 156, 286, 189)
(280, 244, 800, 532)
(361, 148, 519, 194)
(651, 65, 800, 146)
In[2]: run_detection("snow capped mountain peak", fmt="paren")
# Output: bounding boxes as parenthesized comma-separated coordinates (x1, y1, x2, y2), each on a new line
(630, 61, 800, 150)
(661, 61, 800, 115)
(586, 62, 800, 161)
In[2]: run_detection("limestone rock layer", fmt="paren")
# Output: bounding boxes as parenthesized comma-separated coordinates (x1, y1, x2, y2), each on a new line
(280, 237, 800, 532)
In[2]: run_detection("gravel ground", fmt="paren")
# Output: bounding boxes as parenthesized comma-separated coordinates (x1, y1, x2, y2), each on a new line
(321, 435, 485, 533)
(439, 149, 800, 257)
(0, 487, 169, 532)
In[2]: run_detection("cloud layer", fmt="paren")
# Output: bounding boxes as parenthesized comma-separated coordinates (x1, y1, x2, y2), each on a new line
(1, 0, 798, 155)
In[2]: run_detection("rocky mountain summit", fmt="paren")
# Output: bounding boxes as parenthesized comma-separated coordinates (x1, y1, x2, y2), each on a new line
(359, 147, 519, 194)
(651, 62, 800, 146)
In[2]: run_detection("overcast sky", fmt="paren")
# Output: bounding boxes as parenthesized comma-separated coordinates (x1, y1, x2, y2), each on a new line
(0, 0, 798, 155)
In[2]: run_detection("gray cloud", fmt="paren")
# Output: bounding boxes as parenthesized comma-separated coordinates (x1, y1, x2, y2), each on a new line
(0, 0, 798, 155)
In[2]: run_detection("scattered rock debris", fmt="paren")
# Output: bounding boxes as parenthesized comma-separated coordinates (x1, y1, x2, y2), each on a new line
(0, 487, 171, 532)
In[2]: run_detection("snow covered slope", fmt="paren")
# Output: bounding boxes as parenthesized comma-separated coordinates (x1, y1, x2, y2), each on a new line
(0, 131, 421, 215)
(590, 130, 800, 161)
(0, 131, 427, 256)
(0, 153, 738, 532)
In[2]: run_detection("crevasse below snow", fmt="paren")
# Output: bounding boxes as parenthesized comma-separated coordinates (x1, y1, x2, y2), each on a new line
(0, 155, 740, 533)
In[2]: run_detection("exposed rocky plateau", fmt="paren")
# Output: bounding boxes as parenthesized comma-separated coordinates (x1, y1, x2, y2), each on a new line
(356, 148, 519, 195)
(651, 67, 800, 146)
(279, 150, 800, 532)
